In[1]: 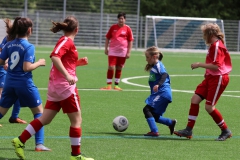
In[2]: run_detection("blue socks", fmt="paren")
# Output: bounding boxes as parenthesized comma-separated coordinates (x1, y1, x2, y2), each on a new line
(34, 113, 44, 145)
(158, 116, 172, 126)
(147, 117, 158, 132)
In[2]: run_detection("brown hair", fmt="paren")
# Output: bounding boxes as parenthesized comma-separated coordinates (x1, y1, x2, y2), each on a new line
(201, 23, 224, 45)
(144, 46, 163, 72)
(50, 16, 78, 33)
(4, 17, 33, 41)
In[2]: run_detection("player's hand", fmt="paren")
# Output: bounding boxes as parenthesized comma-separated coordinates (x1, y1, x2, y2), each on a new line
(105, 49, 108, 55)
(38, 59, 46, 66)
(76, 57, 88, 66)
(153, 85, 159, 92)
(191, 62, 199, 70)
(3, 63, 8, 70)
(126, 53, 130, 59)
(66, 74, 76, 85)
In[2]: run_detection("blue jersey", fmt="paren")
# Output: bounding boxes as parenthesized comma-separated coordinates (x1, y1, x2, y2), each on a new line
(147, 61, 172, 102)
(0, 38, 41, 108)
(0, 38, 35, 81)
(0, 36, 7, 77)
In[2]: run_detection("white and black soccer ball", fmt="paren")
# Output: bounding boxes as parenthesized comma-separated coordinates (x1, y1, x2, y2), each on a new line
(112, 116, 129, 132)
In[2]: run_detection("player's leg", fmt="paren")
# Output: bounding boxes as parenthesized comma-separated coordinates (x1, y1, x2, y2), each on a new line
(205, 75, 232, 141)
(12, 106, 57, 159)
(114, 57, 126, 91)
(174, 80, 206, 139)
(143, 104, 159, 136)
(0, 74, 5, 127)
(9, 99, 27, 124)
(100, 56, 116, 90)
(152, 97, 177, 135)
(63, 89, 94, 160)
(0, 86, 17, 127)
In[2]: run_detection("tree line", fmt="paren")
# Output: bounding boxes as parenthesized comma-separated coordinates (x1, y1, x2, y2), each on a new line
(0, 0, 239, 20)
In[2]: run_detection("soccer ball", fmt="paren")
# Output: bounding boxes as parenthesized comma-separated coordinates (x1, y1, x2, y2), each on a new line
(112, 116, 129, 132)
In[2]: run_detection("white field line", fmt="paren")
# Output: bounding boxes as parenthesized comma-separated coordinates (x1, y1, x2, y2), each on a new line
(37, 75, 240, 98)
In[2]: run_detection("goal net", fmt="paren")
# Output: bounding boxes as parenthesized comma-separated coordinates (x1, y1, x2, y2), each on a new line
(145, 16, 225, 50)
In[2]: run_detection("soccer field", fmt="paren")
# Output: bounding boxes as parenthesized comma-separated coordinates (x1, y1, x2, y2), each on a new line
(0, 47, 239, 160)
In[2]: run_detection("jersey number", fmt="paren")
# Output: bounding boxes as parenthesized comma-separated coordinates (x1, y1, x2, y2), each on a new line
(10, 51, 20, 70)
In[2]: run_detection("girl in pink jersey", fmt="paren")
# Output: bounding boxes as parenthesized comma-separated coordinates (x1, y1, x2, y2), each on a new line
(101, 12, 134, 91)
(12, 16, 94, 160)
(174, 23, 232, 141)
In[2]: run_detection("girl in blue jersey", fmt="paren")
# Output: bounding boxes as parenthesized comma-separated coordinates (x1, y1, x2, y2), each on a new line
(0, 36, 27, 126)
(0, 17, 50, 151)
(143, 46, 177, 136)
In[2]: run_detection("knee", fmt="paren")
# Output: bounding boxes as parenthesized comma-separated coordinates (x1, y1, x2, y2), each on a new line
(108, 66, 114, 70)
(205, 105, 215, 113)
(143, 105, 153, 119)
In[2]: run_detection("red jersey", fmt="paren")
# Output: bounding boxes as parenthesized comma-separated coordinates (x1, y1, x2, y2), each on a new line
(48, 36, 78, 101)
(205, 40, 232, 75)
(106, 24, 134, 57)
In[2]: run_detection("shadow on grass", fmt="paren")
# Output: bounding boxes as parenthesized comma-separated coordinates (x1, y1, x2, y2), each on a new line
(85, 131, 190, 141)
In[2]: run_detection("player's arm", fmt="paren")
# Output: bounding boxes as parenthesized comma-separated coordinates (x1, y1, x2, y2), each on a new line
(76, 57, 88, 66)
(23, 59, 45, 72)
(153, 73, 168, 92)
(0, 58, 5, 65)
(191, 62, 218, 70)
(126, 41, 133, 59)
(51, 56, 75, 85)
(105, 38, 110, 55)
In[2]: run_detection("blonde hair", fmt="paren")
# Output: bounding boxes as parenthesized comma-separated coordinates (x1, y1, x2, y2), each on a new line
(201, 23, 224, 45)
(144, 46, 163, 71)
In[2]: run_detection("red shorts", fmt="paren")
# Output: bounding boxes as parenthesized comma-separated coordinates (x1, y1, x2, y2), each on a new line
(195, 74, 229, 106)
(108, 56, 126, 67)
(45, 88, 81, 113)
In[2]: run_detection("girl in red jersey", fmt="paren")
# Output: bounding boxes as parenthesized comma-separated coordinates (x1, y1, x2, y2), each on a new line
(100, 12, 134, 91)
(174, 23, 232, 141)
(12, 16, 94, 160)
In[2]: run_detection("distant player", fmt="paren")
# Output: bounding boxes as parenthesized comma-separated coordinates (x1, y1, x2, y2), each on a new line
(143, 46, 177, 137)
(0, 36, 27, 127)
(174, 23, 232, 141)
(100, 12, 134, 91)
(0, 17, 50, 152)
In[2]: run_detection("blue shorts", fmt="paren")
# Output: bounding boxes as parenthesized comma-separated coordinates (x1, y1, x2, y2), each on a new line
(0, 74, 6, 88)
(0, 82, 42, 108)
(145, 94, 170, 116)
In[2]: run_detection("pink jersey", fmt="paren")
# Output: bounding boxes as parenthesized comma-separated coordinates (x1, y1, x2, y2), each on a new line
(47, 36, 78, 101)
(205, 40, 232, 75)
(106, 24, 134, 57)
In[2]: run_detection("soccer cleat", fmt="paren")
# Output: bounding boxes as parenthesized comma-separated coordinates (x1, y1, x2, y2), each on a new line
(215, 129, 232, 141)
(174, 129, 192, 139)
(114, 85, 122, 91)
(12, 137, 25, 160)
(70, 155, 94, 160)
(35, 144, 51, 151)
(100, 85, 112, 90)
(9, 117, 27, 124)
(169, 119, 177, 135)
(144, 131, 159, 137)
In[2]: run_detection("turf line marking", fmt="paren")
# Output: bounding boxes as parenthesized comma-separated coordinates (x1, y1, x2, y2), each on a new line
(0, 135, 240, 139)
(121, 75, 240, 98)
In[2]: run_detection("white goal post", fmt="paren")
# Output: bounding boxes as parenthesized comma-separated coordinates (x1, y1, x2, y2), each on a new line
(144, 16, 225, 50)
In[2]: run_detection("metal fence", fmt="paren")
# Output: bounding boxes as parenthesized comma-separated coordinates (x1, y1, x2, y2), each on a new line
(0, 0, 239, 52)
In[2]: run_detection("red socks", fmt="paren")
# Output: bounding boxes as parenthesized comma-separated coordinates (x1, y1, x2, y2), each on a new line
(209, 109, 228, 130)
(70, 127, 82, 155)
(187, 103, 200, 129)
(19, 119, 43, 143)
